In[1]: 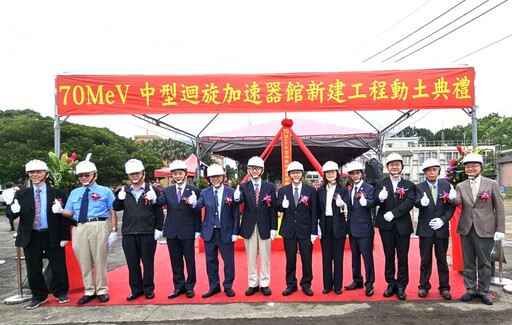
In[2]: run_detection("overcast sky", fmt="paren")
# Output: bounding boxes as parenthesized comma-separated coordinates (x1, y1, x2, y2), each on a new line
(1, 0, 511, 142)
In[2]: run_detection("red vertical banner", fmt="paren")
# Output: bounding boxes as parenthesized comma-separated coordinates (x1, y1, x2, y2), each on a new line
(281, 127, 292, 186)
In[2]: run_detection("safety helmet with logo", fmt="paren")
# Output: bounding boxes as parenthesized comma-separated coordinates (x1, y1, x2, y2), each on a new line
(25, 159, 49, 172)
(75, 161, 97, 174)
(322, 161, 339, 172)
(125, 159, 145, 174)
(287, 161, 304, 173)
(385, 153, 403, 165)
(247, 156, 265, 168)
(462, 153, 484, 165)
(421, 158, 441, 171)
(345, 161, 364, 173)
(169, 160, 187, 172)
(207, 164, 225, 177)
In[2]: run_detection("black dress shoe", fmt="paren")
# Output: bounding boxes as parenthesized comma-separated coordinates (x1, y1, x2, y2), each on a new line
(461, 292, 475, 302)
(365, 287, 374, 297)
(334, 289, 342, 295)
(383, 286, 396, 297)
(225, 288, 236, 297)
(245, 286, 259, 296)
(261, 287, 272, 296)
(345, 282, 364, 290)
(98, 294, 110, 303)
(322, 288, 331, 294)
(397, 288, 406, 300)
(202, 287, 221, 298)
(186, 290, 195, 298)
(78, 295, 96, 305)
(126, 292, 143, 301)
(303, 288, 314, 296)
(480, 294, 493, 305)
(145, 292, 155, 299)
(282, 287, 298, 296)
(168, 289, 186, 299)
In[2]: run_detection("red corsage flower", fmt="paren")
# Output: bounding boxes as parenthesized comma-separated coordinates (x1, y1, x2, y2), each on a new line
(479, 191, 490, 202)
(182, 196, 191, 205)
(395, 187, 408, 199)
(299, 195, 309, 206)
(225, 196, 233, 206)
(356, 191, 365, 199)
(54, 198, 63, 206)
(441, 191, 450, 203)
(91, 192, 101, 201)
(263, 194, 272, 207)
(144, 196, 151, 205)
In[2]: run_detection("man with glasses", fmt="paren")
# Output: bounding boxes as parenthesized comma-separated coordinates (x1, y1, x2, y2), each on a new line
(56, 157, 117, 305)
(452, 153, 506, 305)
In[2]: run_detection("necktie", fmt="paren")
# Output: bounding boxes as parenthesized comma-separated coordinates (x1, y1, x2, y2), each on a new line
(353, 186, 359, 204)
(78, 188, 90, 223)
(214, 190, 220, 227)
(33, 188, 41, 229)
(431, 184, 436, 205)
(177, 186, 182, 203)
(254, 183, 260, 206)
(294, 187, 299, 206)
(471, 181, 478, 201)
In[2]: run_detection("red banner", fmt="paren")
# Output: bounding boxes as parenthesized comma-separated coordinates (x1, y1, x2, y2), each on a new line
(55, 67, 475, 116)
(281, 128, 292, 186)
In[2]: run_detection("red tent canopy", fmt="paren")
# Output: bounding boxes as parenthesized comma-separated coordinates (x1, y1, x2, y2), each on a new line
(154, 154, 200, 178)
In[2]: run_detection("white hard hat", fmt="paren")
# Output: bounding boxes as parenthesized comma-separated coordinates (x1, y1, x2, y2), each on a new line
(345, 161, 364, 173)
(322, 161, 339, 172)
(125, 159, 144, 174)
(75, 161, 97, 174)
(207, 164, 225, 177)
(25, 159, 48, 172)
(247, 156, 264, 168)
(287, 161, 304, 172)
(463, 153, 484, 165)
(169, 160, 187, 172)
(385, 153, 403, 165)
(421, 158, 441, 171)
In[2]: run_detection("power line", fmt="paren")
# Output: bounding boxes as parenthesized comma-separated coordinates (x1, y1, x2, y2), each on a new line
(451, 33, 512, 62)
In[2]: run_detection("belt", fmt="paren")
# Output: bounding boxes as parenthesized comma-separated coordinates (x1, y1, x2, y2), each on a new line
(33, 228, 48, 232)
(213, 227, 221, 230)
(80, 217, 107, 224)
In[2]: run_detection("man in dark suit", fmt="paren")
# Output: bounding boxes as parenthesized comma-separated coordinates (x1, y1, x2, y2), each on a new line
(234, 156, 278, 296)
(414, 158, 455, 300)
(278, 161, 318, 296)
(453, 153, 506, 305)
(11, 159, 71, 309)
(156, 160, 201, 299)
(195, 164, 239, 298)
(374, 153, 415, 300)
(344, 161, 376, 297)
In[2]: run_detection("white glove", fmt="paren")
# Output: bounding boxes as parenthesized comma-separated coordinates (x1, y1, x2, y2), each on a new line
(270, 230, 277, 240)
(108, 232, 118, 248)
(231, 234, 238, 242)
(154, 229, 163, 241)
(282, 194, 289, 209)
(378, 187, 388, 202)
(233, 185, 241, 201)
(188, 191, 197, 207)
(494, 232, 505, 241)
(311, 234, 318, 244)
(195, 232, 201, 240)
(317, 224, 322, 239)
(448, 184, 456, 200)
(60, 240, 69, 247)
(11, 199, 20, 213)
(384, 211, 395, 222)
(335, 194, 346, 208)
(52, 199, 63, 213)
(359, 194, 367, 207)
(421, 192, 430, 207)
(118, 186, 126, 200)
(146, 187, 157, 203)
(429, 218, 444, 230)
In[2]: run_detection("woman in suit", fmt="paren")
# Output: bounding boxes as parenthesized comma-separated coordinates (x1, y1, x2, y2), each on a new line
(316, 161, 348, 295)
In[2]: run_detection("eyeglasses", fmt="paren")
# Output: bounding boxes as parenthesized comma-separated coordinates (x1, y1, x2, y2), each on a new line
(464, 164, 481, 169)
(78, 173, 94, 178)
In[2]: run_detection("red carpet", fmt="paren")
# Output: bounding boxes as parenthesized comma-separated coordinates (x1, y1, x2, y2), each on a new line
(44, 234, 465, 306)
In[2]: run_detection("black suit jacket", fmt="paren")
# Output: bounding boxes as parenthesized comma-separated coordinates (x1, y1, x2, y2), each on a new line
(346, 182, 375, 237)
(277, 183, 318, 239)
(414, 179, 455, 238)
(156, 184, 201, 240)
(13, 183, 70, 248)
(238, 180, 278, 240)
(316, 184, 348, 238)
(374, 177, 415, 236)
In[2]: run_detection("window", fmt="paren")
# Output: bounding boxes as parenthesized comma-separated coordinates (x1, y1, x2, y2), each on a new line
(418, 173, 425, 182)
(418, 153, 425, 164)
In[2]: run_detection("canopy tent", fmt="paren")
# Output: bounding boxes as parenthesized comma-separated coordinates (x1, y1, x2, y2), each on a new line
(154, 153, 203, 178)
(199, 118, 379, 175)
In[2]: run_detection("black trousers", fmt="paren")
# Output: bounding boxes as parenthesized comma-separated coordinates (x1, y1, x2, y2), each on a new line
(418, 233, 450, 291)
(122, 233, 157, 295)
(320, 216, 345, 292)
(23, 230, 69, 300)
(379, 225, 410, 289)
(283, 237, 313, 290)
(167, 237, 196, 291)
(349, 234, 375, 288)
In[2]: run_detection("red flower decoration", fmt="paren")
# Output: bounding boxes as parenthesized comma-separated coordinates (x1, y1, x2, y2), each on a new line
(281, 118, 293, 127)
(299, 195, 309, 206)
(356, 191, 365, 199)
(182, 196, 191, 205)
(144, 197, 151, 205)
(395, 187, 407, 199)
(54, 198, 63, 206)
(225, 196, 233, 206)
(479, 191, 490, 202)
(91, 192, 101, 201)
(441, 191, 450, 203)
(263, 194, 272, 207)
(66, 152, 77, 164)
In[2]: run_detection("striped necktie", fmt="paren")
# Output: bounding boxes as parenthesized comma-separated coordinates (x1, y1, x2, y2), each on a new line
(33, 188, 41, 229)
(254, 183, 259, 206)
